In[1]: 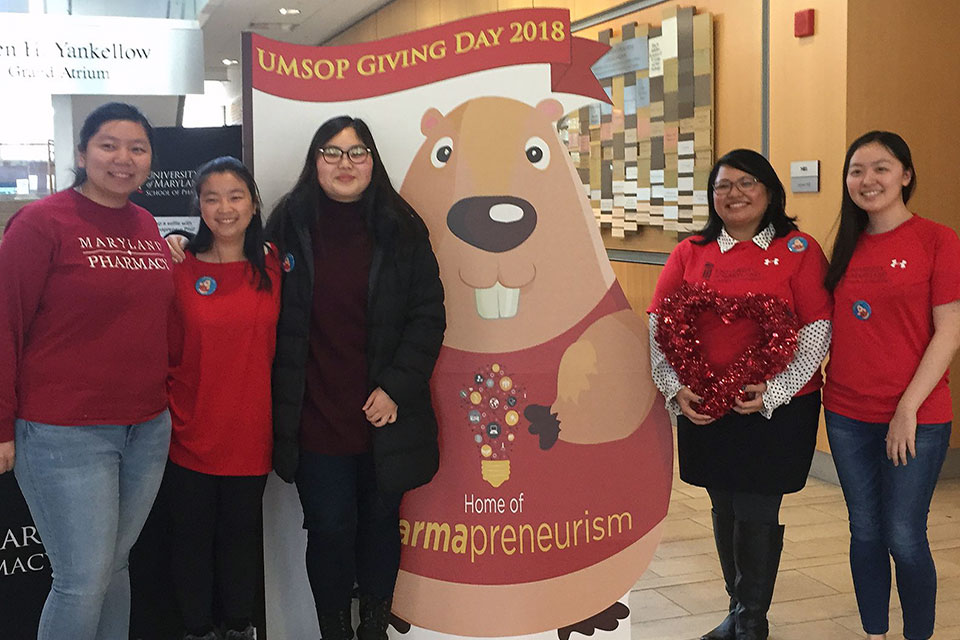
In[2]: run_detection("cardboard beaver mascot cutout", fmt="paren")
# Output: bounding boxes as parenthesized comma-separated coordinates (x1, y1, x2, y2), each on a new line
(393, 96, 672, 637)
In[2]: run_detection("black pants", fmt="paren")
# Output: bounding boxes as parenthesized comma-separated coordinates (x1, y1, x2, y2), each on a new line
(707, 487, 783, 524)
(164, 461, 267, 634)
(295, 450, 403, 614)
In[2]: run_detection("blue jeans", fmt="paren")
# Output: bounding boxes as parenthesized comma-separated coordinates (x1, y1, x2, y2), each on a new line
(825, 411, 950, 640)
(14, 412, 171, 640)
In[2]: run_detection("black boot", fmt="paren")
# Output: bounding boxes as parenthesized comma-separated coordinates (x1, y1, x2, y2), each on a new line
(700, 510, 737, 640)
(319, 608, 354, 640)
(357, 595, 392, 640)
(733, 521, 784, 640)
(223, 624, 257, 640)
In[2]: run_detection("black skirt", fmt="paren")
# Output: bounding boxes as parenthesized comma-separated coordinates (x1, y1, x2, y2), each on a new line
(676, 391, 820, 495)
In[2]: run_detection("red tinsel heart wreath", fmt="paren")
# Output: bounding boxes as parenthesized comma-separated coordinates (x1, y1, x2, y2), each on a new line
(655, 282, 800, 419)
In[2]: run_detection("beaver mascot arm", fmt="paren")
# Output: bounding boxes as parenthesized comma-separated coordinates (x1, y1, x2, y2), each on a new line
(527, 309, 656, 449)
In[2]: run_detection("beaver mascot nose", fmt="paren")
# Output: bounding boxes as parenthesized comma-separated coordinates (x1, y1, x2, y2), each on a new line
(446, 195, 537, 252)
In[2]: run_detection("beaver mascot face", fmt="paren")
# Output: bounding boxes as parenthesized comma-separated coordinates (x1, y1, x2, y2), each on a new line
(401, 97, 615, 353)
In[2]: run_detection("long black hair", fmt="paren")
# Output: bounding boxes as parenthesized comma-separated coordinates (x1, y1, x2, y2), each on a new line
(187, 156, 272, 291)
(693, 148, 797, 245)
(267, 116, 426, 245)
(824, 131, 916, 292)
(71, 102, 155, 189)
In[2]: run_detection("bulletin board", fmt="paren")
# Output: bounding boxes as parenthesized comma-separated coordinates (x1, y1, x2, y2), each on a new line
(565, 5, 714, 254)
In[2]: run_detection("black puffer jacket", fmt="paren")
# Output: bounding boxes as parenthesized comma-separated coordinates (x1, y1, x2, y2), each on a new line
(266, 195, 445, 493)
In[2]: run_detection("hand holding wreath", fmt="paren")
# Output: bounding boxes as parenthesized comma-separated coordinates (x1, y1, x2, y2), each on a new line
(656, 283, 799, 420)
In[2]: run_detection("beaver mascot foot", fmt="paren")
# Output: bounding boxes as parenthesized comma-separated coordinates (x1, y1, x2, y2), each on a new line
(525, 404, 561, 449)
(557, 602, 630, 640)
(389, 614, 411, 634)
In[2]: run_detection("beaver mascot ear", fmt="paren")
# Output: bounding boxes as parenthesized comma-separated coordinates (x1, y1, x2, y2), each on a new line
(421, 107, 445, 135)
(535, 99, 564, 123)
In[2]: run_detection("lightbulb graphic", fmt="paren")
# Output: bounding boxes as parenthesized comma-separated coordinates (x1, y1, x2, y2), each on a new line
(460, 363, 526, 488)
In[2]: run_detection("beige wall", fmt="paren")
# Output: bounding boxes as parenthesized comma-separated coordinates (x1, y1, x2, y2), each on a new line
(768, 0, 847, 248)
(766, 0, 849, 453)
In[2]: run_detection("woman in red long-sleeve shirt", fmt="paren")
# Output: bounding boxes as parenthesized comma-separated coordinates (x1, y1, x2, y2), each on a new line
(165, 156, 280, 640)
(0, 102, 173, 640)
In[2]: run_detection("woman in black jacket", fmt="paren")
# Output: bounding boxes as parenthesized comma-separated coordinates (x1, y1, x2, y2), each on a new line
(266, 116, 445, 640)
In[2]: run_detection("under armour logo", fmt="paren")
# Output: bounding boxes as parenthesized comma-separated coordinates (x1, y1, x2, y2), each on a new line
(890, 259, 907, 269)
(764, 258, 780, 266)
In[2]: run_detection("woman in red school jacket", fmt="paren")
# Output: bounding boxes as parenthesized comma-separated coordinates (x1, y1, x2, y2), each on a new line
(823, 131, 960, 640)
(648, 149, 832, 640)
(0, 102, 173, 640)
(166, 156, 281, 640)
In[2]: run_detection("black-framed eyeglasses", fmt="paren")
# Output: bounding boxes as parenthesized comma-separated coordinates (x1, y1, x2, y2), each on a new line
(318, 145, 371, 164)
(713, 176, 761, 195)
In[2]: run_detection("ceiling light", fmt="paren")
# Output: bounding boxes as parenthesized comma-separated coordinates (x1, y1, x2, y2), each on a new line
(249, 21, 300, 32)
(222, 58, 239, 66)
(278, 7, 301, 15)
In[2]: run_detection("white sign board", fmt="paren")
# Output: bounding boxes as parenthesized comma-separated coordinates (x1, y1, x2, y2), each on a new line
(0, 14, 203, 95)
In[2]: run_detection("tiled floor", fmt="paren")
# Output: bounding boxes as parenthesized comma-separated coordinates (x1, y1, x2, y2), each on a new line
(629, 453, 960, 640)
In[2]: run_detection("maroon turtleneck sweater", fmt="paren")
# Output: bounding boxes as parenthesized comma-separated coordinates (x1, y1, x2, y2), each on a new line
(299, 199, 373, 455)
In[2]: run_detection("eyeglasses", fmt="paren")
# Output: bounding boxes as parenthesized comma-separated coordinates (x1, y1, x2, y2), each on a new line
(318, 145, 371, 164)
(713, 176, 761, 195)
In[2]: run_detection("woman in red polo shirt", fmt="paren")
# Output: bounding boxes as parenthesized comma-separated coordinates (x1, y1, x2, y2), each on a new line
(823, 131, 960, 640)
(166, 156, 280, 640)
(649, 149, 832, 640)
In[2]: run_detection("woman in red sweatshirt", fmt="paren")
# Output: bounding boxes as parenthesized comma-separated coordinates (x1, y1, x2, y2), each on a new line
(0, 102, 173, 640)
(165, 156, 281, 640)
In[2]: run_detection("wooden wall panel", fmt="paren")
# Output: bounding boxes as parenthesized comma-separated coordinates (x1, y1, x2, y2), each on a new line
(377, 0, 419, 38)
(535, 0, 573, 12)
(327, 14, 379, 45)
(439, 0, 497, 24)
(498, 0, 534, 10)
(416, 0, 442, 29)
(610, 261, 662, 321)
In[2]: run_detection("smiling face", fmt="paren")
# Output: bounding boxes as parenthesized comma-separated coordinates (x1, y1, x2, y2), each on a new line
(315, 127, 373, 202)
(198, 171, 256, 243)
(845, 141, 912, 216)
(712, 165, 770, 240)
(77, 119, 152, 208)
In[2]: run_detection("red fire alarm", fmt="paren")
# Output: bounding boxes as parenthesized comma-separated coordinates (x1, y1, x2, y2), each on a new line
(795, 9, 815, 38)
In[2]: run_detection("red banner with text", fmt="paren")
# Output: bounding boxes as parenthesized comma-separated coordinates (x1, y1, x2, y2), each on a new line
(250, 9, 610, 102)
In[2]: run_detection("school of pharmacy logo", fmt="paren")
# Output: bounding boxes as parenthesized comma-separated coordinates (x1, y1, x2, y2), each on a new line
(787, 236, 808, 253)
(195, 276, 217, 296)
(282, 253, 295, 272)
(853, 300, 871, 321)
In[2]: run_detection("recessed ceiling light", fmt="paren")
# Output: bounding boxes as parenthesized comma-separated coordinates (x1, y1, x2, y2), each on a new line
(222, 58, 239, 66)
(278, 7, 301, 15)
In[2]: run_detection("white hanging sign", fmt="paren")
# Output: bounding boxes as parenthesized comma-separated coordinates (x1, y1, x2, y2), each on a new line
(0, 14, 203, 95)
